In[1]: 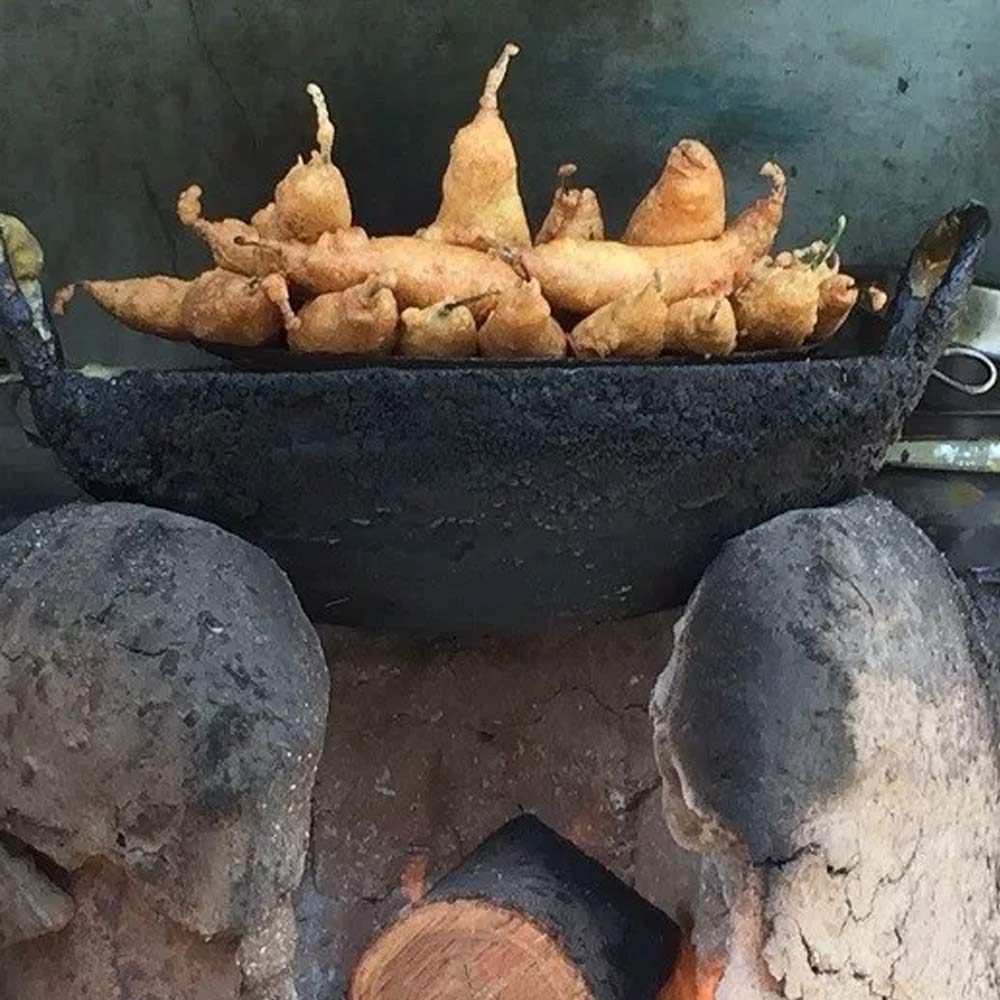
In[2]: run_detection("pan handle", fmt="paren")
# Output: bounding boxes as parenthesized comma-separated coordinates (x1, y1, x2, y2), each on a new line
(0, 222, 65, 388)
(882, 201, 991, 372)
(930, 346, 998, 396)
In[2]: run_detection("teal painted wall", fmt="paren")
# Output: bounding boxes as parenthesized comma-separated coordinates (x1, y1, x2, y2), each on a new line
(2, 0, 997, 367)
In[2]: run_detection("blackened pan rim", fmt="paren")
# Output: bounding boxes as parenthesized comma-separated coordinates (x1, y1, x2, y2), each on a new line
(80, 352, 898, 385)
(189, 340, 865, 375)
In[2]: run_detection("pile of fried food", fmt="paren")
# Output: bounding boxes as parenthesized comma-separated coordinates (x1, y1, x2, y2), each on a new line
(55, 43, 884, 360)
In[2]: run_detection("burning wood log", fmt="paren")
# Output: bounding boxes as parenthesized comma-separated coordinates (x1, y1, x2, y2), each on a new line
(350, 814, 681, 1000)
(651, 496, 1000, 1000)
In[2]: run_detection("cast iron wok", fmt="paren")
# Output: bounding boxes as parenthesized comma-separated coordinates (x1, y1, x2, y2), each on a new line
(0, 203, 989, 633)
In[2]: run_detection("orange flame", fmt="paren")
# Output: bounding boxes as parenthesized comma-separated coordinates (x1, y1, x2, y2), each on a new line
(401, 853, 429, 905)
(659, 935, 725, 1000)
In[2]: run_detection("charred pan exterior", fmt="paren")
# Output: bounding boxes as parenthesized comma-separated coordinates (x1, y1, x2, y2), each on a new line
(0, 204, 989, 633)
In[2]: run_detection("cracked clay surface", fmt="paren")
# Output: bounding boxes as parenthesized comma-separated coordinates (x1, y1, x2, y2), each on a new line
(652, 497, 1000, 999)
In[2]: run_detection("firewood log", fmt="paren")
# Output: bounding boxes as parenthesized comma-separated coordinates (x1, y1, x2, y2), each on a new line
(351, 814, 681, 1000)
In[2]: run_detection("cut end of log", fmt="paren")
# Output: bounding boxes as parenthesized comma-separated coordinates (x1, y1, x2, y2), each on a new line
(351, 899, 591, 1000)
(351, 814, 680, 1000)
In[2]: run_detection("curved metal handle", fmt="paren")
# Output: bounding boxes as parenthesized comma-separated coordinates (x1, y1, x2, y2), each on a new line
(931, 346, 998, 396)
(883, 201, 992, 372)
(0, 226, 64, 388)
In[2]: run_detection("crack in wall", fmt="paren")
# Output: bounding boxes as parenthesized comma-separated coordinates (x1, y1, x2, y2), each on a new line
(137, 162, 180, 275)
(184, 0, 258, 148)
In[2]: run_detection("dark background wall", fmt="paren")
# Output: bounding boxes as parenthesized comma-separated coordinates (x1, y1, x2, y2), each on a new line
(2, 0, 998, 370)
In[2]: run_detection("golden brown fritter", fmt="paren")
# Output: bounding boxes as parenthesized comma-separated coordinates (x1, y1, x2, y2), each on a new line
(478, 278, 566, 357)
(570, 274, 668, 357)
(273, 83, 352, 241)
(535, 164, 604, 244)
(662, 296, 737, 356)
(179, 268, 283, 345)
(399, 299, 480, 357)
(814, 272, 859, 340)
(287, 274, 399, 354)
(733, 215, 858, 349)
(623, 139, 725, 246)
(58, 269, 283, 346)
(420, 43, 531, 249)
(177, 185, 278, 276)
(522, 162, 786, 314)
(248, 230, 518, 319)
(54, 275, 192, 338)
